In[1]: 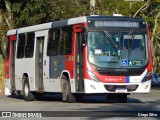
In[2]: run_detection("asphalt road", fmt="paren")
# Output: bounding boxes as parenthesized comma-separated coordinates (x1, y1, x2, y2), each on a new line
(0, 88, 159, 120)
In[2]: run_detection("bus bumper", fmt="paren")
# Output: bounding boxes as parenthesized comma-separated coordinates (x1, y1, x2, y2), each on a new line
(5, 79, 11, 96)
(84, 79, 151, 94)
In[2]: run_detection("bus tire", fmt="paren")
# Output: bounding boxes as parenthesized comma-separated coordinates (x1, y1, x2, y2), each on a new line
(22, 77, 35, 101)
(62, 75, 76, 103)
(118, 94, 127, 103)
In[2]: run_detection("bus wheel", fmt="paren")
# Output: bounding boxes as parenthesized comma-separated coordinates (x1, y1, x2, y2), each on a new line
(118, 94, 127, 103)
(62, 75, 76, 103)
(22, 77, 35, 101)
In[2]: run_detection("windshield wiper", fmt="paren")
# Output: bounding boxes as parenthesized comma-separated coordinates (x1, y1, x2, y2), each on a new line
(104, 31, 118, 49)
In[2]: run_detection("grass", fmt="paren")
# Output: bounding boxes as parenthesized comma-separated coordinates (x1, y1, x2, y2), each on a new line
(0, 55, 4, 64)
(0, 54, 4, 91)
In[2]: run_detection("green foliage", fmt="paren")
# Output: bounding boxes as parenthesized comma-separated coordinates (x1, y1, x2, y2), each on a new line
(0, 55, 4, 90)
(145, 16, 155, 27)
(12, 0, 90, 27)
(2, 0, 158, 28)
(12, 0, 53, 27)
(0, 41, 2, 54)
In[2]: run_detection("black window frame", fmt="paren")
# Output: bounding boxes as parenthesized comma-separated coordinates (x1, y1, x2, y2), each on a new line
(47, 28, 60, 56)
(59, 26, 73, 55)
(17, 33, 25, 59)
(25, 32, 35, 58)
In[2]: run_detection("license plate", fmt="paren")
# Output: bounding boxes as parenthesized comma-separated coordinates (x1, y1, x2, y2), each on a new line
(115, 88, 127, 93)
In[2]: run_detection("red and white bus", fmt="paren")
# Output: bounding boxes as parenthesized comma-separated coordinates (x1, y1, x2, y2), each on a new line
(5, 16, 152, 103)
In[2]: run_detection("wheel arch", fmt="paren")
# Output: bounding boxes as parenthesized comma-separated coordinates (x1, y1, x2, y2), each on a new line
(22, 73, 29, 89)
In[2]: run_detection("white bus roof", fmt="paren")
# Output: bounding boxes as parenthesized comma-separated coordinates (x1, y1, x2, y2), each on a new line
(7, 16, 87, 36)
(18, 22, 52, 34)
(7, 29, 17, 36)
(6, 16, 145, 36)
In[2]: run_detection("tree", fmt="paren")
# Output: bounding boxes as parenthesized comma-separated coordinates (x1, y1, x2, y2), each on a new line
(0, 0, 14, 58)
(141, 0, 160, 73)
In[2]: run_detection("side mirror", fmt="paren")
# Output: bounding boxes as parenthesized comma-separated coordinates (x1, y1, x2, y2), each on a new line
(82, 33, 87, 45)
(80, 26, 87, 44)
(81, 26, 87, 33)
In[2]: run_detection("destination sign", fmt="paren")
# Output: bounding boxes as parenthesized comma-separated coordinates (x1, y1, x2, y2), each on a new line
(94, 21, 139, 28)
(87, 18, 146, 29)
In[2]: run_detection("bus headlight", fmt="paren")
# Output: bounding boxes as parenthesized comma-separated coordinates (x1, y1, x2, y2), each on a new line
(87, 70, 100, 82)
(141, 71, 152, 83)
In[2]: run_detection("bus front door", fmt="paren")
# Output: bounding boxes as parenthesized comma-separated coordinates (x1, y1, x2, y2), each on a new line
(74, 25, 84, 92)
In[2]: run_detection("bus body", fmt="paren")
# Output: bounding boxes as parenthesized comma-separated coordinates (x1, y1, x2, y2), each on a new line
(5, 16, 152, 102)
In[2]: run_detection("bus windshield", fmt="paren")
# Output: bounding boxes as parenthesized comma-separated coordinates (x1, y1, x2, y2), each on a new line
(87, 30, 148, 69)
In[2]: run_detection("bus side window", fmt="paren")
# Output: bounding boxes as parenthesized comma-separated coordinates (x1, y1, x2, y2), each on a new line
(60, 26, 72, 55)
(17, 34, 25, 58)
(25, 32, 35, 58)
(47, 29, 60, 56)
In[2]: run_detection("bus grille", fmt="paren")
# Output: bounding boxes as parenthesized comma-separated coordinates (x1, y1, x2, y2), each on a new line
(98, 71, 142, 76)
(104, 84, 139, 92)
